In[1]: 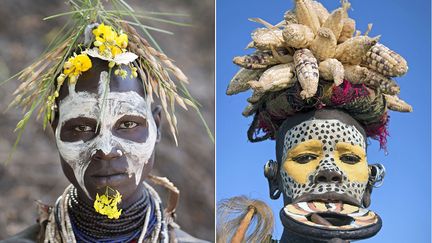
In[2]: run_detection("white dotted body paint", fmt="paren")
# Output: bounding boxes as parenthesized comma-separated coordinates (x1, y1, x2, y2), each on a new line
(280, 119, 368, 204)
(55, 72, 157, 198)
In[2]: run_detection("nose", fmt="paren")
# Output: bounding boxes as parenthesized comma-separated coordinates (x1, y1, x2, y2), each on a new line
(314, 170, 343, 184)
(92, 148, 122, 161)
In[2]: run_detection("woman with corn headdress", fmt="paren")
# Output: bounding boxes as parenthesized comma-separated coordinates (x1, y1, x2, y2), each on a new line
(1, 0, 211, 242)
(218, 0, 411, 242)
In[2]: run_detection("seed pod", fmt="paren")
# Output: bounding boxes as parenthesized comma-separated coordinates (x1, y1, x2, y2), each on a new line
(294, 49, 319, 99)
(247, 90, 265, 103)
(322, 1, 350, 39)
(310, 0, 330, 25)
(335, 35, 380, 65)
(344, 65, 400, 95)
(361, 43, 408, 77)
(295, 0, 321, 33)
(248, 63, 296, 93)
(309, 27, 337, 61)
(384, 94, 412, 112)
(283, 24, 315, 49)
(251, 28, 284, 50)
(319, 58, 344, 86)
(227, 68, 264, 95)
(233, 50, 292, 69)
(338, 18, 356, 43)
(284, 10, 298, 25)
(242, 103, 259, 117)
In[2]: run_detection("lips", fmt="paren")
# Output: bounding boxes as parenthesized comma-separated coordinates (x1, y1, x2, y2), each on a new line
(88, 165, 130, 188)
(292, 192, 362, 207)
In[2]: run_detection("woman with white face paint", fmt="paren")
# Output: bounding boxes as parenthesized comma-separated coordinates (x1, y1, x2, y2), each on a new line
(1, 2, 213, 240)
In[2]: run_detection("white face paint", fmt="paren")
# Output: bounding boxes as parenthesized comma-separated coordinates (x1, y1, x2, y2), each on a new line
(55, 72, 157, 198)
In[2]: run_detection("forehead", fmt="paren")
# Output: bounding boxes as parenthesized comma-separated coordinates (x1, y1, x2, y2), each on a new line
(283, 119, 366, 152)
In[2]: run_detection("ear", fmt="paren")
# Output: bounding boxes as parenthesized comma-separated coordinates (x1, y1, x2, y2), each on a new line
(362, 183, 373, 208)
(264, 160, 282, 199)
(152, 105, 162, 142)
(363, 163, 386, 208)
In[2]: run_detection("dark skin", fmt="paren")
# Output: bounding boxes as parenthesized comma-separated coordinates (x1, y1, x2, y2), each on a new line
(51, 58, 162, 208)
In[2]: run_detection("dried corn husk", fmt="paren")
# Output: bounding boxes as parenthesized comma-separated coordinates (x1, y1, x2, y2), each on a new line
(295, 0, 321, 33)
(226, 68, 264, 95)
(344, 65, 400, 95)
(338, 18, 356, 43)
(310, 0, 330, 25)
(233, 50, 292, 69)
(283, 24, 315, 49)
(322, 0, 350, 39)
(247, 90, 265, 103)
(335, 35, 380, 65)
(248, 63, 296, 93)
(294, 49, 319, 99)
(251, 28, 284, 50)
(242, 103, 259, 117)
(384, 94, 412, 112)
(319, 58, 344, 86)
(361, 43, 408, 77)
(309, 27, 337, 61)
(284, 10, 298, 25)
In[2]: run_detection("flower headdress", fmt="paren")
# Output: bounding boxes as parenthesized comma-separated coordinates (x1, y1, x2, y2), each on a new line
(227, 0, 410, 150)
(3, 0, 213, 160)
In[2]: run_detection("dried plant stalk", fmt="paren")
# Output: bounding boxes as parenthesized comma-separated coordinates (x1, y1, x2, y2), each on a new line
(294, 48, 319, 99)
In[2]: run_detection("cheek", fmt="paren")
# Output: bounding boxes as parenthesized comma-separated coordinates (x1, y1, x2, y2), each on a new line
(282, 157, 321, 184)
(334, 155, 369, 183)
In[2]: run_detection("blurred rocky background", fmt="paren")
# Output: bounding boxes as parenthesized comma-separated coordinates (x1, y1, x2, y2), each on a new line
(0, 0, 214, 241)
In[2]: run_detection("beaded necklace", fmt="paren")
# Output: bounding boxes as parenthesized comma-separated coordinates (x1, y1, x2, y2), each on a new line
(44, 183, 168, 243)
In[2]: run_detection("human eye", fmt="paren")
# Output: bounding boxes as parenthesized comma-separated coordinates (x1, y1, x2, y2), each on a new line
(292, 153, 318, 164)
(340, 153, 361, 164)
(119, 121, 138, 129)
(74, 125, 94, 132)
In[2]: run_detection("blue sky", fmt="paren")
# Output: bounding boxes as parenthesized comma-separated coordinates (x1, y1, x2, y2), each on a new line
(216, 0, 431, 242)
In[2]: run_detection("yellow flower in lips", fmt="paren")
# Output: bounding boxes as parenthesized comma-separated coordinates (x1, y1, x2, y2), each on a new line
(93, 187, 123, 219)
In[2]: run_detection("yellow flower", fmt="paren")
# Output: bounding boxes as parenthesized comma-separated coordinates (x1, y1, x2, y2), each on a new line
(92, 23, 129, 58)
(93, 187, 123, 219)
(116, 33, 128, 49)
(62, 53, 92, 80)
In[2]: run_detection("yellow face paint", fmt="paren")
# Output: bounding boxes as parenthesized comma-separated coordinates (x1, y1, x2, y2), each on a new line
(334, 142, 368, 183)
(283, 139, 323, 184)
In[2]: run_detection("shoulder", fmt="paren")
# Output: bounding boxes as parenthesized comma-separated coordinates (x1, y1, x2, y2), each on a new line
(174, 228, 211, 243)
(0, 224, 40, 243)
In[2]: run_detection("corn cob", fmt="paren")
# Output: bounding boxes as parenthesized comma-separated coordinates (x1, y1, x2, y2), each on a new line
(251, 28, 284, 50)
(242, 103, 259, 117)
(335, 35, 380, 65)
(294, 49, 319, 99)
(338, 18, 356, 43)
(233, 50, 292, 69)
(318, 58, 344, 86)
(226, 68, 264, 95)
(283, 24, 315, 49)
(248, 63, 296, 93)
(309, 27, 337, 61)
(247, 90, 265, 103)
(383, 94, 412, 112)
(322, 1, 350, 40)
(295, 0, 321, 33)
(310, 0, 330, 25)
(361, 43, 408, 77)
(344, 65, 400, 95)
(284, 10, 298, 25)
